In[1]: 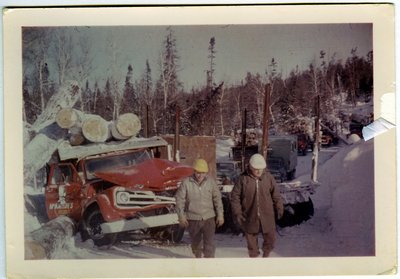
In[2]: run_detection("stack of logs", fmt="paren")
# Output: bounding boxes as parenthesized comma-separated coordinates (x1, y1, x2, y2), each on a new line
(55, 108, 142, 145)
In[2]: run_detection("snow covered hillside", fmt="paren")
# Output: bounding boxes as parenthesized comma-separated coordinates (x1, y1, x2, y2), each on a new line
(24, 137, 375, 259)
(275, 138, 374, 257)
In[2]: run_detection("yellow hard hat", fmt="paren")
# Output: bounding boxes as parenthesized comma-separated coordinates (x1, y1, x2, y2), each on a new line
(193, 159, 209, 173)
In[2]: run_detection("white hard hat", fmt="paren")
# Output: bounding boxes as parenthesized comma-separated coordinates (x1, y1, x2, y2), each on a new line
(249, 153, 267, 169)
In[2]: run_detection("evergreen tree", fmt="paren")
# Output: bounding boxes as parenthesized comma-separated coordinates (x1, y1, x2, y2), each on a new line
(94, 79, 113, 120)
(82, 80, 93, 113)
(207, 37, 216, 88)
(121, 64, 138, 114)
(155, 27, 183, 134)
(136, 60, 155, 136)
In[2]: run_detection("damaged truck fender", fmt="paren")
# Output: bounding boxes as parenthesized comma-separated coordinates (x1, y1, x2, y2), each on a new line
(83, 193, 121, 222)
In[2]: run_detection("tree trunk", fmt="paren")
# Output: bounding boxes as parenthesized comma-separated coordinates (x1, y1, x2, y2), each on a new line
(311, 96, 320, 183)
(25, 216, 76, 259)
(261, 84, 271, 159)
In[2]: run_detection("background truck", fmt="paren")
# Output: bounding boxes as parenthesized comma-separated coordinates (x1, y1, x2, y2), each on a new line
(268, 135, 298, 181)
(44, 136, 193, 246)
(217, 133, 315, 231)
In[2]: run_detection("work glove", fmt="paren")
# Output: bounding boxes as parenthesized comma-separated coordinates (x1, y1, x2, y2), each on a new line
(236, 215, 246, 226)
(179, 217, 189, 228)
(216, 217, 224, 228)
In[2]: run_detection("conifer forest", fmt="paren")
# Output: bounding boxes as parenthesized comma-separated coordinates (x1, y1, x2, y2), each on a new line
(22, 26, 373, 138)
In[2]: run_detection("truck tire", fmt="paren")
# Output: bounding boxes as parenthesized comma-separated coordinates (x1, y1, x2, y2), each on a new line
(287, 169, 296, 180)
(303, 199, 314, 221)
(82, 207, 117, 247)
(276, 205, 297, 227)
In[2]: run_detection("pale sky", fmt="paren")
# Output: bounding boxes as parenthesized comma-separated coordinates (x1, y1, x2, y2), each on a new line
(50, 24, 372, 91)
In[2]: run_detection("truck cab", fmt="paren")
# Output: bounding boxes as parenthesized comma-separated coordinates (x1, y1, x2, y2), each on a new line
(45, 137, 193, 246)
(268, 135, 298, 180)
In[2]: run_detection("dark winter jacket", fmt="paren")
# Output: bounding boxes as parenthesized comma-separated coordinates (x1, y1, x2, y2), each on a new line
(230, 170, 284, 234)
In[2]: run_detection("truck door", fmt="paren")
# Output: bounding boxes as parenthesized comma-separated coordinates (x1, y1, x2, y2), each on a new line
(45, 163, 83, 221)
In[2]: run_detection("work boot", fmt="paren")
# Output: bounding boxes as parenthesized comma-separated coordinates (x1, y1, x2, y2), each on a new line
(262, 250, 271, 257)
(194, 252, 202, 258)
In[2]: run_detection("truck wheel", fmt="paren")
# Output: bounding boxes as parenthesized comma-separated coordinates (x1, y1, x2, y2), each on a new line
(304, 199, 314, 220)
(287, 169, 296, 180)
(83, 208, 117, 247)
(277, 205, 297, 227)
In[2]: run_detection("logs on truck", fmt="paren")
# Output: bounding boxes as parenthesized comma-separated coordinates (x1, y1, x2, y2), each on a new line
(25, 104, 196, 258)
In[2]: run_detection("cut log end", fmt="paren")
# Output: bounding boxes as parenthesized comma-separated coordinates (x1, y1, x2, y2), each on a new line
(25, 239, 47, 260)
(56, 108, 79, 129)
(26, 216, 76, 259)
(82, 115, 110, 143)
(115, 113, 141, 138)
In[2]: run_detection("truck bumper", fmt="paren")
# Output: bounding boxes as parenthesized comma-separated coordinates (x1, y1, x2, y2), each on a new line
(279, 182, 319, 204)
(100, 213, 179, 234)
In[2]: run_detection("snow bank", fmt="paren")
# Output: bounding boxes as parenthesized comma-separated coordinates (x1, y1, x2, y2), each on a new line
(318, 139, 375, 255)
(24, 209, 42, 235)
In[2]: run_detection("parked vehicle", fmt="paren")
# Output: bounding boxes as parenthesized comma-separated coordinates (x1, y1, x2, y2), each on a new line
(297, 133, 310, 156)
(216, 160, 241, 185)
(321, 132, 333, 146)
(268, 135, 298, 180)
(349, 122, 364, 139)
(44, 137, 193, 246)
(267, 157, 286, 183)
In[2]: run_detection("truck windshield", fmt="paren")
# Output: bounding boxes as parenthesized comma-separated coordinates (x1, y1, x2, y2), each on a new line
(267, 158, 284, 170)
(85, 150, 151, 180)
(217, 163, 234, 172)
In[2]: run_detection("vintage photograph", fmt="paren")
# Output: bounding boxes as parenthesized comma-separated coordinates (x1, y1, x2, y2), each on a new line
(4, 4, 396, 278)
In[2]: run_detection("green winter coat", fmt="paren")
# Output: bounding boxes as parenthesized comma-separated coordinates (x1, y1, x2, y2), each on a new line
(230, 170, 284, 234)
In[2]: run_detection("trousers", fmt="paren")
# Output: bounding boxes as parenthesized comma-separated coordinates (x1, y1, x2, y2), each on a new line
(187, 217, 216, 258)
(244, 220, 276, 257)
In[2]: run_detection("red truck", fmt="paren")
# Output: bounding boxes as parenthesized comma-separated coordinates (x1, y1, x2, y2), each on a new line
(45, 136, 193, 246)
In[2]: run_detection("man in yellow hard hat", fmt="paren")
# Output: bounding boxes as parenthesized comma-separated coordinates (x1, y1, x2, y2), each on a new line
(175, 158, 224, 258)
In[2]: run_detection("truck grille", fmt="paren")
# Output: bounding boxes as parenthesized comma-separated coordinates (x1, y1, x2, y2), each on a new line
(115, 190, 176, 208)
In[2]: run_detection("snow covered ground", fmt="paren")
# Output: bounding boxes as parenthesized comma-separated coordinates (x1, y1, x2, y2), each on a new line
(24, 136, 375, 260)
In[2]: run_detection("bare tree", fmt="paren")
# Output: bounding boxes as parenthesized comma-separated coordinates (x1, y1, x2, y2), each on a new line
(22, 27, 53, 114)
(70, 31, 94, 111)
(245, 72, 265, 128)
(54, 28, 73, 86)
(104, 31, 123, 120)
(265, 58, 283, 132)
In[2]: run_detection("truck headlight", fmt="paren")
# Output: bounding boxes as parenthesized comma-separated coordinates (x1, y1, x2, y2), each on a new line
(116, 191, 130, 204)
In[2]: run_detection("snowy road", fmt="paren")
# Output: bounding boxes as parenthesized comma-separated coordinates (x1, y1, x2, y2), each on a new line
(27, 139, 374, 260)
(52, 144, 351, 259)
(296, 145, 341, 178)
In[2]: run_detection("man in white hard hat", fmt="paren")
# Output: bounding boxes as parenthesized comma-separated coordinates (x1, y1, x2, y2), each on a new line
(175, 158, 224, 258)
(230, 153, 284, 257)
